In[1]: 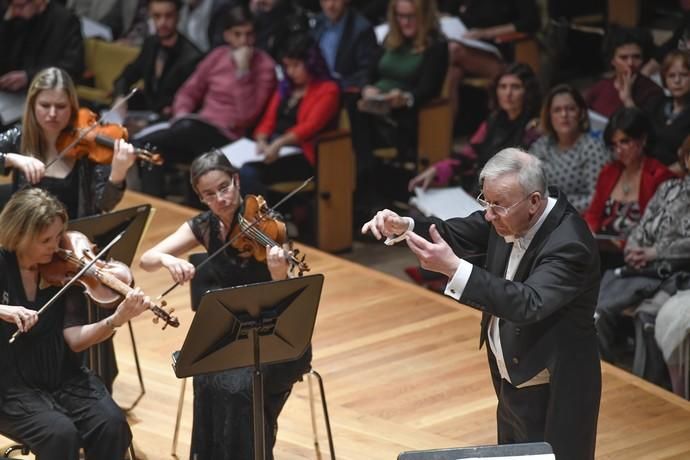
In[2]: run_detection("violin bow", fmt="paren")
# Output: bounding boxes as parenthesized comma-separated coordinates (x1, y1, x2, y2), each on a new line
(155, 175, 315, 301)
(9, 230, 126, 344)
(44, 88, 139, 169)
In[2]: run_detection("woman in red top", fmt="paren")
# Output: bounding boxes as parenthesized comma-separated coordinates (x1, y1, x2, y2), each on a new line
(240, 33, 341, 197)
(584, 107, 675, 270)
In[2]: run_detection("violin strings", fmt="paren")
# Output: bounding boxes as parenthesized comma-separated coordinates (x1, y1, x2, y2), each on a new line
(237, 218, 301, 264)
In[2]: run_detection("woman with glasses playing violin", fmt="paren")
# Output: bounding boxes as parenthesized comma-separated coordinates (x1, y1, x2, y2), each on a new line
(139, 150, 311, 460)
(0, 188, 152, 460)
(0, 67, 138, 218)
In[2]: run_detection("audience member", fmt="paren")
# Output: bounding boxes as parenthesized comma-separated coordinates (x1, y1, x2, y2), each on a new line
(641, 3, 689, 77)
(585, 26, 663, 118)
(0, 0, 84, 92)
(116, 0, 153, 46)
(135, 4, 277, 198)
(595, 135, 690, 364)
(529, 84, 610, 213)
(351, 0, 448, 211)
(441, 0, 540, 118)
(240, 33, 340, 197)
(311, 0, 378, 90)
(112, 0, 202, 125)
(68, 0, 144, 41)
(409, 63, 541, 194)
(647, 50, 690, 170)
(584, 108, 675, 270)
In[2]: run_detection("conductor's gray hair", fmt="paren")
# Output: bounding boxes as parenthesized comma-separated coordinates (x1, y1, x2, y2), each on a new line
(479, 148, 548, 195)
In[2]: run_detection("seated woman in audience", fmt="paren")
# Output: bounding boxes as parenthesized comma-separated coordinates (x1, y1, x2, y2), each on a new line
(408, 62, 541, 194)
(585, 26, 663, 118)
(647, 50, 690, 170)
(583, 108, 675, 270)
(239, 33, 340, 197)
(351, 0, 448, 203)
(139, 151, 310, 460)
(136, 4, 277, 198)
(529, 84, 610, 213)
(595, 135, 690, 364)
(0, 67, 136, 218)
(0, 188, 151, 460)
(440, 0, 540, 119)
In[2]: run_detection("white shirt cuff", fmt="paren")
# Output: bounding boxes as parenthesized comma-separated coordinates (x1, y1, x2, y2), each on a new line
(444, 259, 473, 300)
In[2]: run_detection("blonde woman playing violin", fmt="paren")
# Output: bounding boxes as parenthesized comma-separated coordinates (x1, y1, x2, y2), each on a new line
(0, 188, 152, 460)
(139, 150, 310, 460)
(0, 67, 137, 219)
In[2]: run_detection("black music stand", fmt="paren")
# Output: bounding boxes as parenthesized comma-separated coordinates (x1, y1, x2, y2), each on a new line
(173, 274, 324, 460)
(398, 442, 554, 459)
(68, 205, 153, 410)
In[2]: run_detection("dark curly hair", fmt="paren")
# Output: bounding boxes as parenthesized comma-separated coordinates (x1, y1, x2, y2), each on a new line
(278, 33, 332, 99)
(603, 107, 654, 151)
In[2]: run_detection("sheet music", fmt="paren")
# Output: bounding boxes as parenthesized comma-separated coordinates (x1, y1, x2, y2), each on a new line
(220, 137, 301, 168)
(375, 17, 501, 58)
(0, 91, 26, 125)
(410, 186, 483, 220)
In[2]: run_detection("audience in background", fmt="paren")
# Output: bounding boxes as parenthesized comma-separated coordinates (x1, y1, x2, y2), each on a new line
(641, 3, 689, 77)
(409, 63, 541, 194)
(595, 135, 690, 366)
(529, 84, 610, 213)
(250, 0, 300, 59)
(585, 26, 662, 118)
(240, 33, 340, 197)
(440, 0, 540, 119)
(0, 0, 84, 93)
(115, 0, 152, 46)
(112, 0, 202, 127)
(135, 4, 276, 198)
(351, 0, 448, 212)
(647, 50, 690, 170)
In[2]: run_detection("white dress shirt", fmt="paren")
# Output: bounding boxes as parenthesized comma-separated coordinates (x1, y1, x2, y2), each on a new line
(445, 197, 557, 387)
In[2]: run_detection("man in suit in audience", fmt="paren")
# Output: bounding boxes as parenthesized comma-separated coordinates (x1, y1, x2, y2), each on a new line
(0, 0, 84, 91)
(311, 0, 377, 91)
(362, 148, 602, 460)
(112, 0, 202, 125)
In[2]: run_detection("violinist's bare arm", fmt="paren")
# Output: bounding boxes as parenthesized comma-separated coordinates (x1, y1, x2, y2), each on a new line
(4, 153, 46, 184)
(63, 288, 151, 352)
(139, 222, 199, 284)
(0, 304, 38, 333)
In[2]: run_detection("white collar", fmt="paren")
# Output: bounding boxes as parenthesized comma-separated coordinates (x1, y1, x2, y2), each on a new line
(503, 197, 557, 250)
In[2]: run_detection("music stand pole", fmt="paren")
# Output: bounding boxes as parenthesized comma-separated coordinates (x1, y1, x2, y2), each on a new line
(252, 326, 266, 460)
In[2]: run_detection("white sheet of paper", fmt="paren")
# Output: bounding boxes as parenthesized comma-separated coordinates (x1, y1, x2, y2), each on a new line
(410, 186, 483, 220)
(588, 110, 609, 135)
(375, 17, 501, 58)
(220, 137, 301, 168)
(0, 91, 25, 125)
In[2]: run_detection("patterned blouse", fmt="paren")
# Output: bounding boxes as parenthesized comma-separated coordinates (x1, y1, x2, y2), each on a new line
(529, 133, 611, 213)
(628, 176, 690, 259)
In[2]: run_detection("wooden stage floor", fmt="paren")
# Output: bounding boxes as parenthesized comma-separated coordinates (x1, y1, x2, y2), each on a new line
(3, 191, 690, 459)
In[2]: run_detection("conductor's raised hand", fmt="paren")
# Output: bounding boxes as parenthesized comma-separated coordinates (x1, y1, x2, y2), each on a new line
(361, 209, 409, 240)
(405, 224, 461, 278)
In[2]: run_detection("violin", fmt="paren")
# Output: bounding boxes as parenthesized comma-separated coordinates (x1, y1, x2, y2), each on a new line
(39, 230, 179, 329)
(56, 108, 163, 167)
(230, 194, 310, 276)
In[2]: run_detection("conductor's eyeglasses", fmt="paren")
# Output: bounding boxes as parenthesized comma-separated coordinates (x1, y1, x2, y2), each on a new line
(476, 192, 535, 217)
